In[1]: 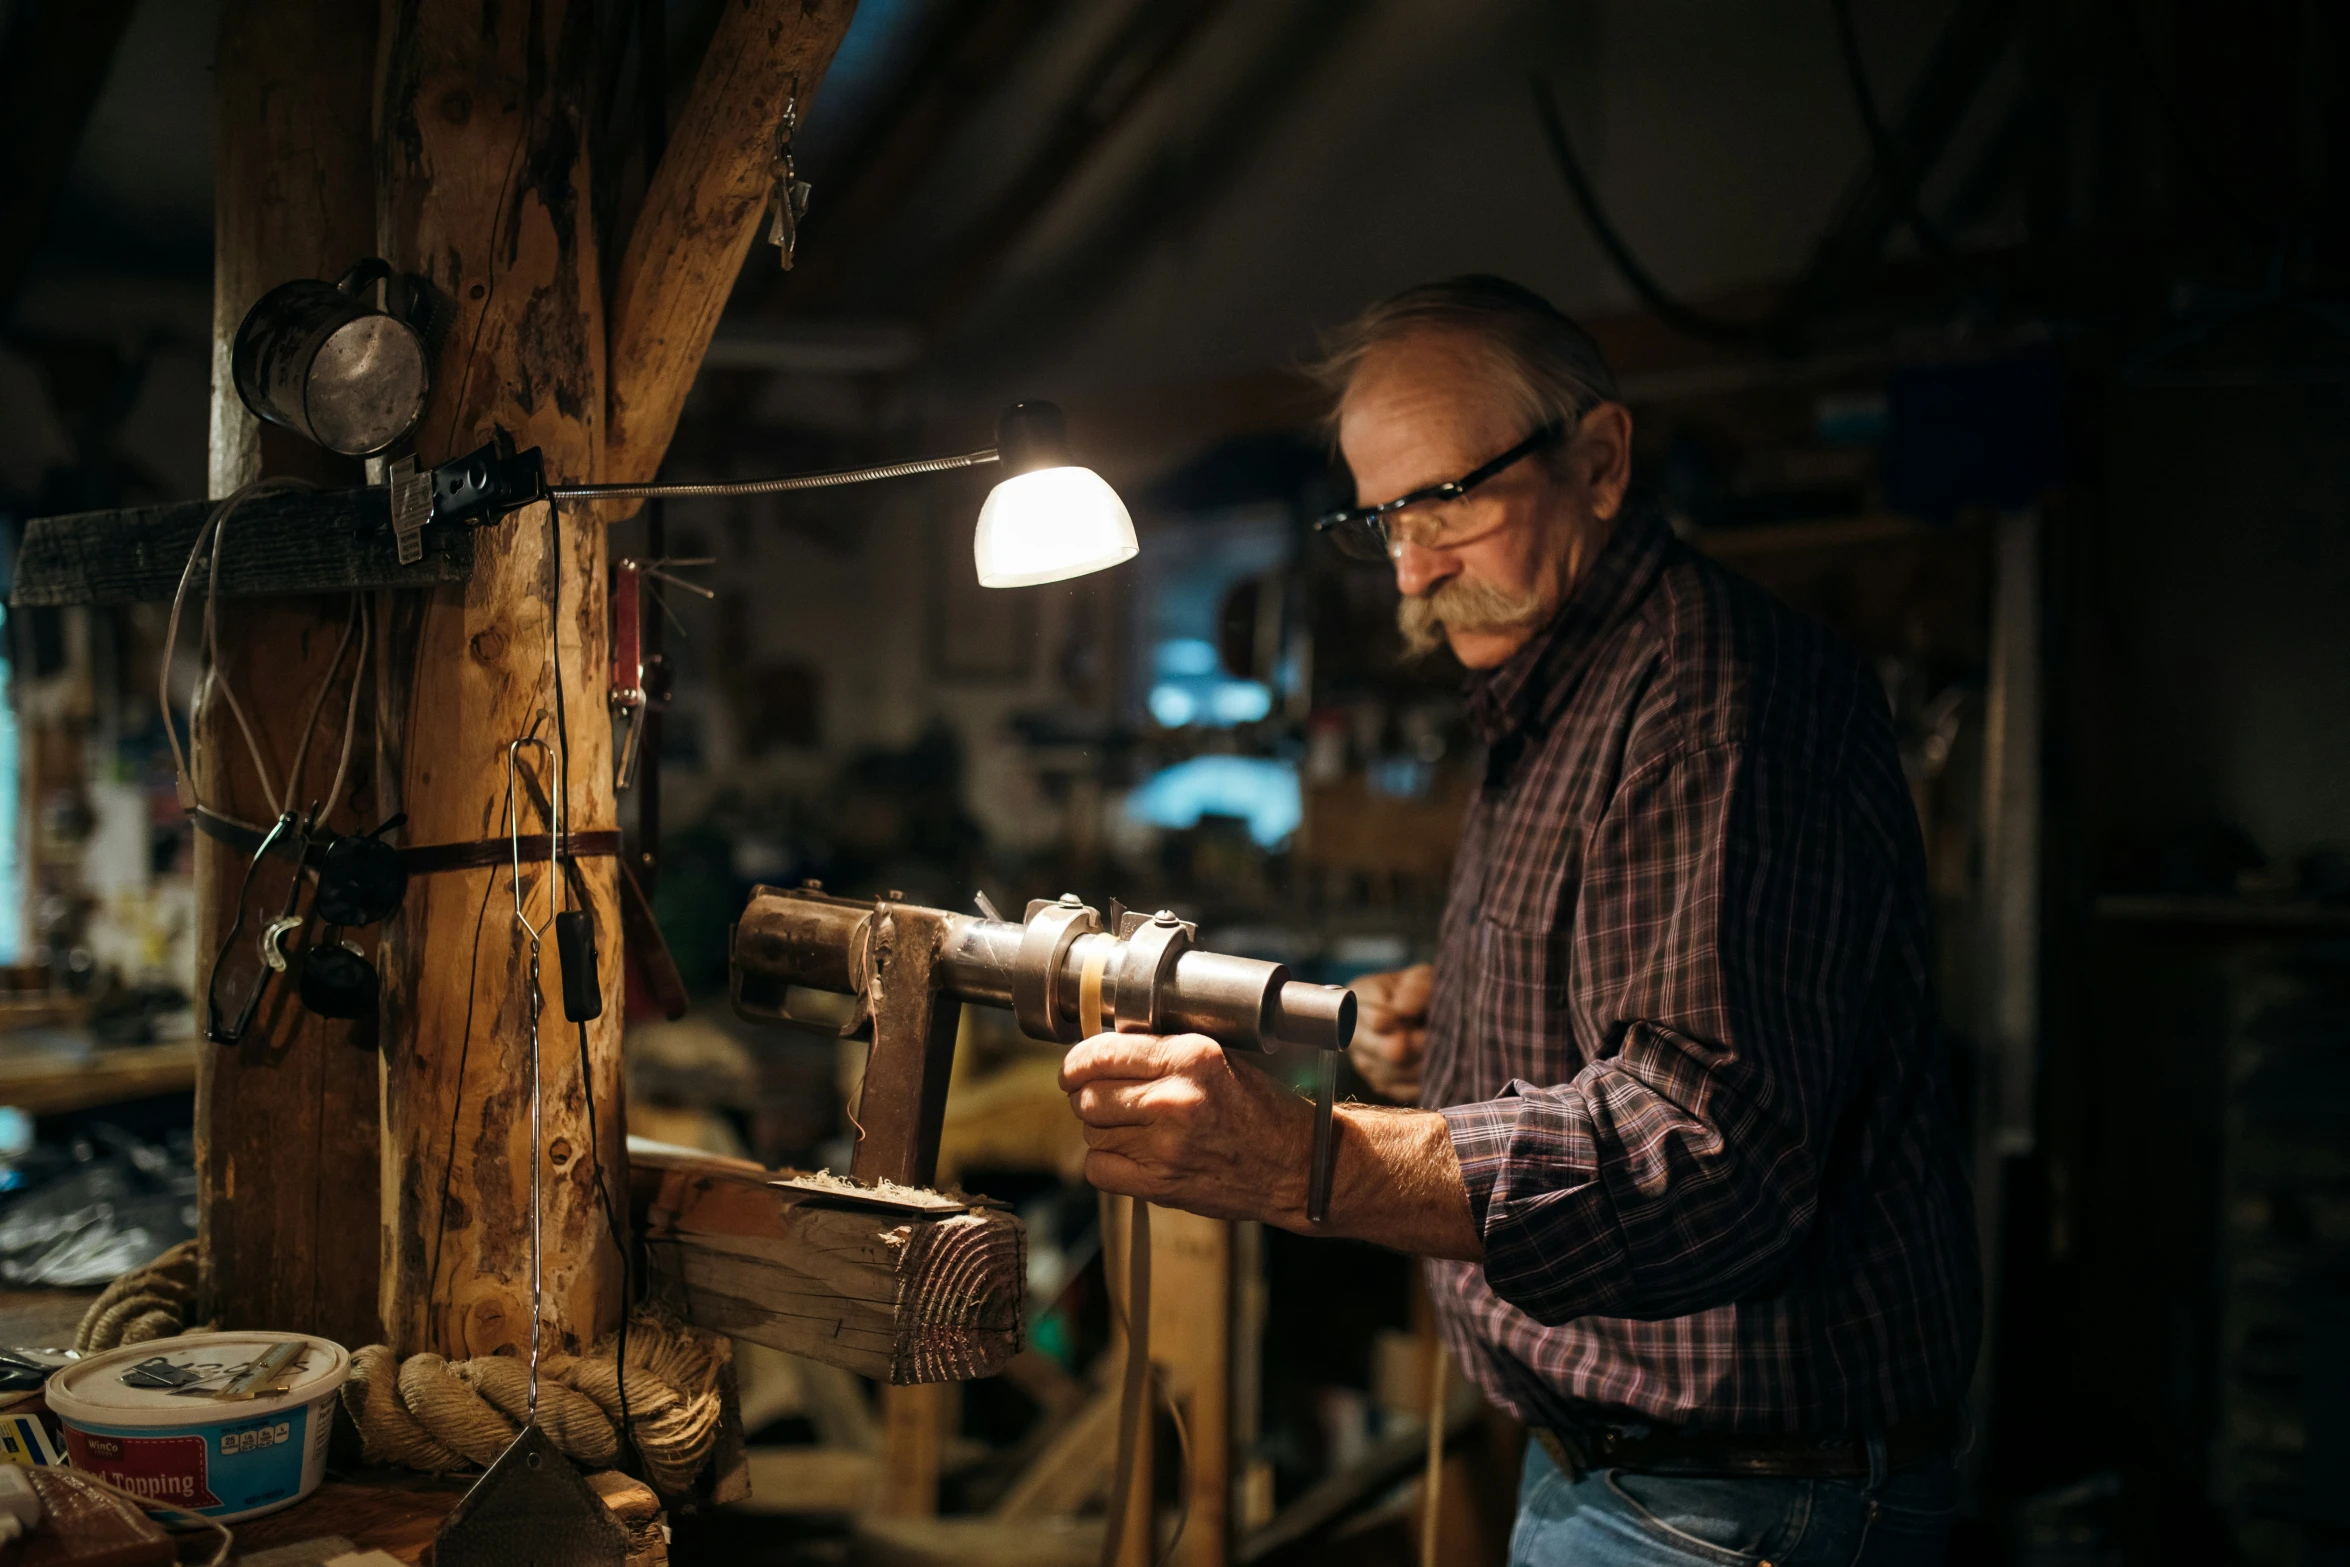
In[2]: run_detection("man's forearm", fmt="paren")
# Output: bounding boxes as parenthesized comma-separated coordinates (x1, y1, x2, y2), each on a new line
(1271, 1104, 1483, 1260)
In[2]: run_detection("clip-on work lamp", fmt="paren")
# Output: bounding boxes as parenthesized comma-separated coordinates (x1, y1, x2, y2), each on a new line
(429, 399, 1138, 588)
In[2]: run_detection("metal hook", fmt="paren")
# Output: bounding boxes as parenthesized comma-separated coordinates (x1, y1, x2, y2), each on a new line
(506, 732, 560, 945)
(503, 725, 558, 1423)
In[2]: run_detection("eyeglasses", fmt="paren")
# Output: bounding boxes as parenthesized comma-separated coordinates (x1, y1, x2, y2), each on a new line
(207, 812, 309, 1045)
(205, 811, 410, 1043)
(1314, 422, 1566, 563)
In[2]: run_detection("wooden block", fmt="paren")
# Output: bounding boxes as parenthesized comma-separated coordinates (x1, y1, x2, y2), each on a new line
(631, 1142, 1024, 1385)
(585, 1470, 668, 1567)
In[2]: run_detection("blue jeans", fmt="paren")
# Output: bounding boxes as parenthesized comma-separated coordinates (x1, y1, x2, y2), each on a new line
(1511, 1435, 1957, 1566)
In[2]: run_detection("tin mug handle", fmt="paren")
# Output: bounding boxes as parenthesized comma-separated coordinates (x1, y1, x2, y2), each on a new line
(338, 257, 434, 342)
(334, 257, 394, 306)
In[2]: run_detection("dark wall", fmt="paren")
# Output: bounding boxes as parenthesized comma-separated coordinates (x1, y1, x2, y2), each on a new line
(2092, 382, 2350, 873)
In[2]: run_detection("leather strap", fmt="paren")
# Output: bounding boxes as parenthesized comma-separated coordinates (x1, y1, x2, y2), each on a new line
(194, 806, 620, 875)
(401, 831, 623, 875)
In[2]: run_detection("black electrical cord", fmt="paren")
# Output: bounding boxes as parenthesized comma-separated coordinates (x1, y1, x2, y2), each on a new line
(1827, 0, 1986, 296)
(546, 504, 642, 1480)
(427, 849, 504, 1303)
(1527, 74, 1776, 347)
(578, 1015, 641, 1475)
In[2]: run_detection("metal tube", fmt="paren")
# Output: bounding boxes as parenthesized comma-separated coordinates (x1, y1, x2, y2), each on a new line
(549, 448, 999, 503)
(940, 916, 1022, 1006)
(732, 887, 1354, 1053)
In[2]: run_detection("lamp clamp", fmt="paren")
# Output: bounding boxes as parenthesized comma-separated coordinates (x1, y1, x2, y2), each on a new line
(430, 436, 548, 527)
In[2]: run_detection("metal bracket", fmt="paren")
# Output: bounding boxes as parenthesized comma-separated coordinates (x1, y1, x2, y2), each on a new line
(387, 454, 431, 565)
(1014, 894, 1100, 1044)
(1114, 909, 1194, 1033)
(610, 559, 648, 789)
(846, 899, 963, 1189)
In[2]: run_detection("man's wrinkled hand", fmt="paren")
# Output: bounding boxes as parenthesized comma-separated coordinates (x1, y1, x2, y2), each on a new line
(1060, 1032, 1312, 1225)
(1348, 963, 1434, 1103)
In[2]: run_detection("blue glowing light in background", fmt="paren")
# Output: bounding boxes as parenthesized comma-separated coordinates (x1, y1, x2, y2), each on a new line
(1126, 756, 1302, 849)
(1148, 637, 1273, 732)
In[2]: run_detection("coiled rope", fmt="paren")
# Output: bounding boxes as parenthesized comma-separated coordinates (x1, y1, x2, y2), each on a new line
(342, 1316, 726, 1494)
(76, 1246, 724, 1495)
(75, 1240, 202, 1351)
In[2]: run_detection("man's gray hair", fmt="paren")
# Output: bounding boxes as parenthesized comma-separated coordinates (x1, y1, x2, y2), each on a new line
(1309, 275, 1621, 454)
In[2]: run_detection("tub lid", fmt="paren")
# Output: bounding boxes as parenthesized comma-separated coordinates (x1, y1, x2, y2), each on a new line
(47, 1331, 350, 1428)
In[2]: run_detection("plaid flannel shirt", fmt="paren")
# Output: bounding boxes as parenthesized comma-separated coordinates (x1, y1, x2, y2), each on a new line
(1421, 505, 1981, 1436)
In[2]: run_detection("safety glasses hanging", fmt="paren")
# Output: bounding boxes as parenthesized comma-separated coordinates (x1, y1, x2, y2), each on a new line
(204, 813, 410, 1043)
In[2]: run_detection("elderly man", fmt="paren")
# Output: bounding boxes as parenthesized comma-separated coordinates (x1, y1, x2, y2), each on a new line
(1062, 276, 1980, 1564)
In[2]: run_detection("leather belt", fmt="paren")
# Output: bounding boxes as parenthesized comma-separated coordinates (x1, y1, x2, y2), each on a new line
(1534, 1410, 1955, 1480)
(193, 806, 620, 874)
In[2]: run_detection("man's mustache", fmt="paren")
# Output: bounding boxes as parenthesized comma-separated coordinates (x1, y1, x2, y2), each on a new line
(1397, 575, 1547, 657)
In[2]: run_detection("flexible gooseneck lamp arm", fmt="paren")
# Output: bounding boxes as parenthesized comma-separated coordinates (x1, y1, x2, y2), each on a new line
(428, 401, 1133, 589)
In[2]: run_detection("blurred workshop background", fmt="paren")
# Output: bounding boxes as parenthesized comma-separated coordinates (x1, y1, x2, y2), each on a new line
(0, 0, 2344, 1563)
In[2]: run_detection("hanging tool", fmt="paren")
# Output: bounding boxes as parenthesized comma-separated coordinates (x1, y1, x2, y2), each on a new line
(729, 887, 1355, 1216)
(609, 557, 710, 790)
(767, 85, 813, 269)
(434, 737, 626, 1567)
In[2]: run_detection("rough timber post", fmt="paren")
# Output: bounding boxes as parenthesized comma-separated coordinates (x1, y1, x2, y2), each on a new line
(372, 0, 859, 1360)
(372, 0, 624, 1358)
(195, 0, 386, 1350)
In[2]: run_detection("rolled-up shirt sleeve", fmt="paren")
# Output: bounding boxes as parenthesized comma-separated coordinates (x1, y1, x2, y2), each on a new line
(1440, 739, 1896, 1326)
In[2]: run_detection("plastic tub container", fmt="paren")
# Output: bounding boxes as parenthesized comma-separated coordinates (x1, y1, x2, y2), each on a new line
(46, 1331, 348, 1522)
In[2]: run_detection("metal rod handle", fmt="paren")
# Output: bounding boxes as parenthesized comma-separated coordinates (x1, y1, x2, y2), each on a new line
(549, 448, 999, 503)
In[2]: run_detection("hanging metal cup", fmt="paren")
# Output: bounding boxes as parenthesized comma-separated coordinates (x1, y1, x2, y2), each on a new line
(232, 258, 431, 457)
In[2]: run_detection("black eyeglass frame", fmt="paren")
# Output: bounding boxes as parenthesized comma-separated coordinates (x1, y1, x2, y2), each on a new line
(206, 810, 307, 1045)
(1313, 420, 1568, 559)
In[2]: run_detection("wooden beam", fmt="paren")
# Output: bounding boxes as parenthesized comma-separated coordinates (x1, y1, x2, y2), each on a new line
(1782, 0, 2020, 332)
(1151, 1208, 1231, 1567)
(603, 0, 858, 486)
(991, 1386, 1119, 1519)
(373, 0, 624, 1362)
(10, 491, 472, 608)
(757, 0, 1058, 309)
(876, 1383, 952, 1517)
(631, 1140, 1026, 1385)
(196, 0, 386, 1355)
(0, 0, 137, 315)
(920, 0, 1227, 339)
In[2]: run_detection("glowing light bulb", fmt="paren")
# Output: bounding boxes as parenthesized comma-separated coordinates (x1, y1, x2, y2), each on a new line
(972, 466, 1138, 588)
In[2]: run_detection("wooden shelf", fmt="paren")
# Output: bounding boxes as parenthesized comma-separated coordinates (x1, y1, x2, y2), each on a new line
(0, 1041, 198, 1115)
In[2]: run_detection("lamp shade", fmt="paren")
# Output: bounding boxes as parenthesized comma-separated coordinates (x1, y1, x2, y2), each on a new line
(972, 465, 1137, 588)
